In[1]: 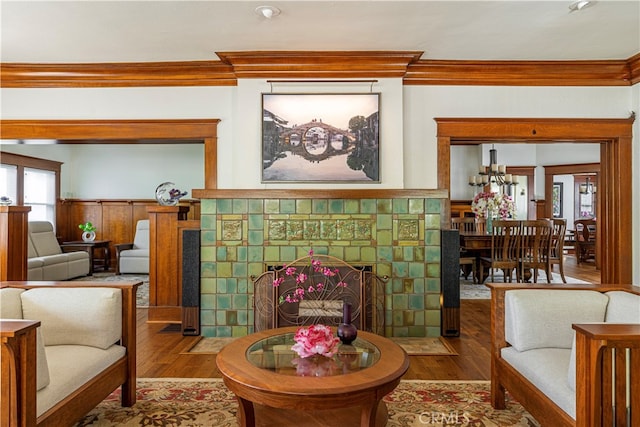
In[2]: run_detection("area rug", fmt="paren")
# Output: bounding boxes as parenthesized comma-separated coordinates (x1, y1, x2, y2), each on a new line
(460, 271, 590, 299)
(73, 273, 149, 307)
(74, 378, 538, 426)
(186, 336, 457, 356)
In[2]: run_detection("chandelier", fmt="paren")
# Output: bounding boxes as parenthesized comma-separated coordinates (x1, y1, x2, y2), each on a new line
(579, 176, 596, 194)
(468, 145, 518, 195)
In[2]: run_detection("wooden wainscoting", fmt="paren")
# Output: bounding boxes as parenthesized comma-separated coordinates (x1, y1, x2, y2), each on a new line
(56, 199, 200, 268)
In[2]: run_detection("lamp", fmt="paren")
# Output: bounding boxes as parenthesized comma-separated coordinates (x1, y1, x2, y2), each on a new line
(469, 144, 518, 196)
(255, 5, 281, 19)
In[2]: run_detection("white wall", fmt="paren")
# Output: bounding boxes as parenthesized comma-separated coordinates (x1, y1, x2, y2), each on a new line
(228, 79, 404, 189)
(403, 86, 631, 188)
(450, 143, 599, 200)
(0, 143, 204, 199)
(1, 83, 637, 277)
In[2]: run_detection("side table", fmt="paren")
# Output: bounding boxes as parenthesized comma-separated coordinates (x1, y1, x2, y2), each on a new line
(61, 240, 111, 275)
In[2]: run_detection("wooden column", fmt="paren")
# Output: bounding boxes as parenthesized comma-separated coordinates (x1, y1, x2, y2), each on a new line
(0, 206, 31, 281)
(147, 205, 190, 323)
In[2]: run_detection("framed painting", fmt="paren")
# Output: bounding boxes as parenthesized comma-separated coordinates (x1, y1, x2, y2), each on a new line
(262, 93, 380, 183)
(552, 182, 563, 218)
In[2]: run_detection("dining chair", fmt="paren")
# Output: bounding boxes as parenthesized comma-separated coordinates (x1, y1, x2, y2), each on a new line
(549, 218, 567, 283)
(451, 217, 476, 232)
(451, 217, 477, 283)
(574, 219, 596, 264)
(520, 219, 554, 283)
(479, 220, 521, 283)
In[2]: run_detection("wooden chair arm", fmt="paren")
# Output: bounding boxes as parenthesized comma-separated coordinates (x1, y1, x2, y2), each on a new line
(1, 319, 40, 339)
(1, 320, 40, 427)
(573, 324, 640, 427)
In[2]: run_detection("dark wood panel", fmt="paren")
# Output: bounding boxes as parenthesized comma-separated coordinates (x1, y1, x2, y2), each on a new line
(102, 202, 134, 246)
(68, 202, 103, 241)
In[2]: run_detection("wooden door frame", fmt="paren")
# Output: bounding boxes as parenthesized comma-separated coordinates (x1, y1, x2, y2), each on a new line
(436, 117, 634, 284)
(544, 163, 601, 269)
(0, 119, 219, 189)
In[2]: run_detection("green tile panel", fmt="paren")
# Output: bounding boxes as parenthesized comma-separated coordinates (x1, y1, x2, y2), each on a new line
(199, 196, 445, 338)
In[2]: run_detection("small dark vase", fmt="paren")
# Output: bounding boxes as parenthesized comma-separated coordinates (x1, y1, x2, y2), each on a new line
(337, 302, 358, 345)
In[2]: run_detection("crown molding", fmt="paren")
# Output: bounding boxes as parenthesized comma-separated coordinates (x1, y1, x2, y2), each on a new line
(628, 52, 640, 85)
(1, 51, 639, 88)
(215, 50, 423, 78)
(404, 59, 632, 86)
(0, 61, 236, 88)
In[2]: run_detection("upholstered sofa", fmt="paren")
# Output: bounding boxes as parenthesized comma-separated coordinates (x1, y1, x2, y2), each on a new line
(27, 221, 90, 280)
(0, 281, 139, 426)
(489, 283, 640, 427)
(115, 219, 149, 274)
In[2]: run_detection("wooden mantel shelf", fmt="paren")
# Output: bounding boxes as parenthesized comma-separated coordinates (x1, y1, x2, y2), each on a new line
(191, 189, 449, 199)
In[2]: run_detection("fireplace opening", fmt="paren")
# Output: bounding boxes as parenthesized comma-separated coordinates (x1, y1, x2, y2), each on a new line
(253, 255, 384, 335)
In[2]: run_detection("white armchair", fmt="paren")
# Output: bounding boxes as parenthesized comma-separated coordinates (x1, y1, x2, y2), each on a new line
(115, 220, 149, 274)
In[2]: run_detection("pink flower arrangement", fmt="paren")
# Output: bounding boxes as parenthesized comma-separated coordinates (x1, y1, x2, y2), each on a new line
(273, 249, 348, 304)
(471, 191, 515, 219)
(291, 324, 340, 358)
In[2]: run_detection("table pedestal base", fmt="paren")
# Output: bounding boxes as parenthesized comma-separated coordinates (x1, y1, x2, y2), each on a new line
(251, 401, 388, 427)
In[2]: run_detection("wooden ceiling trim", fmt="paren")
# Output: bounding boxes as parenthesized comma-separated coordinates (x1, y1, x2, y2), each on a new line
(0, 119, 220, 140)
(0, 61, 236, 88)
(404, 59, 632, 86)
(215, 50, 423, 78)
(628, 52, 640, 85)
(1, 51, 639, 87)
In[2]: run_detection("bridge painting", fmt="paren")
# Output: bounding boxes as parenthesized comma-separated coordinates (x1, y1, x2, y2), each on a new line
(262, 93, 380, 182)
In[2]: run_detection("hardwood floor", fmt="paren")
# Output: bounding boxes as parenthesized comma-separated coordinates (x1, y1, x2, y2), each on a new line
(135, 255, 600, 380)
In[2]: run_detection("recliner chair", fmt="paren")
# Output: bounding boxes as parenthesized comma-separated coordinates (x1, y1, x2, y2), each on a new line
(115, 220, 149, 274)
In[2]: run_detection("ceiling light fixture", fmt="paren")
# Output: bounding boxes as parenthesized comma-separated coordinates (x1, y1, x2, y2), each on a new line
(569, 1, 595, 12)
(469, 145, 519, 197)
(255, 5, 281, 19)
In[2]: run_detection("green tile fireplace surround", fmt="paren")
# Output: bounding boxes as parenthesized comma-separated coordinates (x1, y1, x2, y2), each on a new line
(191, 189, 449, 338)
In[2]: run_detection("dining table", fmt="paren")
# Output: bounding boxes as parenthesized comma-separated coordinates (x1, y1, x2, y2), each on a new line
(459, 230, 492, 283)
(459, 229, 535, 283)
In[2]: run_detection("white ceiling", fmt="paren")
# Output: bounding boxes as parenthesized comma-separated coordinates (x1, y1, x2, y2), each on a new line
(1, 1, 639, 64)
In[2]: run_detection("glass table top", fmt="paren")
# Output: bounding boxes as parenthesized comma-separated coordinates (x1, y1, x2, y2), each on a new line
(246, 332, 380, 377)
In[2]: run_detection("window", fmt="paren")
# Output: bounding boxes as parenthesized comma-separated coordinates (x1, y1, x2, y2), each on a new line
(24, 168, 56, 222)
(0, 164, 18, 203)
(0, 152, 62, 224)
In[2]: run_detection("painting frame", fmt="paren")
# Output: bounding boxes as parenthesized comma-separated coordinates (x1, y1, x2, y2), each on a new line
(261, 93, 380, 183)
(552, 182, 563, 218)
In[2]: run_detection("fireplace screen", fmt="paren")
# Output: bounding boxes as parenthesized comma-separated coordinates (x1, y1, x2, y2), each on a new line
(253, 254, 384, 335)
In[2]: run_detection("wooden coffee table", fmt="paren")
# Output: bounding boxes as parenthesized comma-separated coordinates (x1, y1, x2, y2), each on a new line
(216, 326, 409, 427)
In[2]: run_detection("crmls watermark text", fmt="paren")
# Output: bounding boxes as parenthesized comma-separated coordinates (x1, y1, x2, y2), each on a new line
(418, 411, 471, 425)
